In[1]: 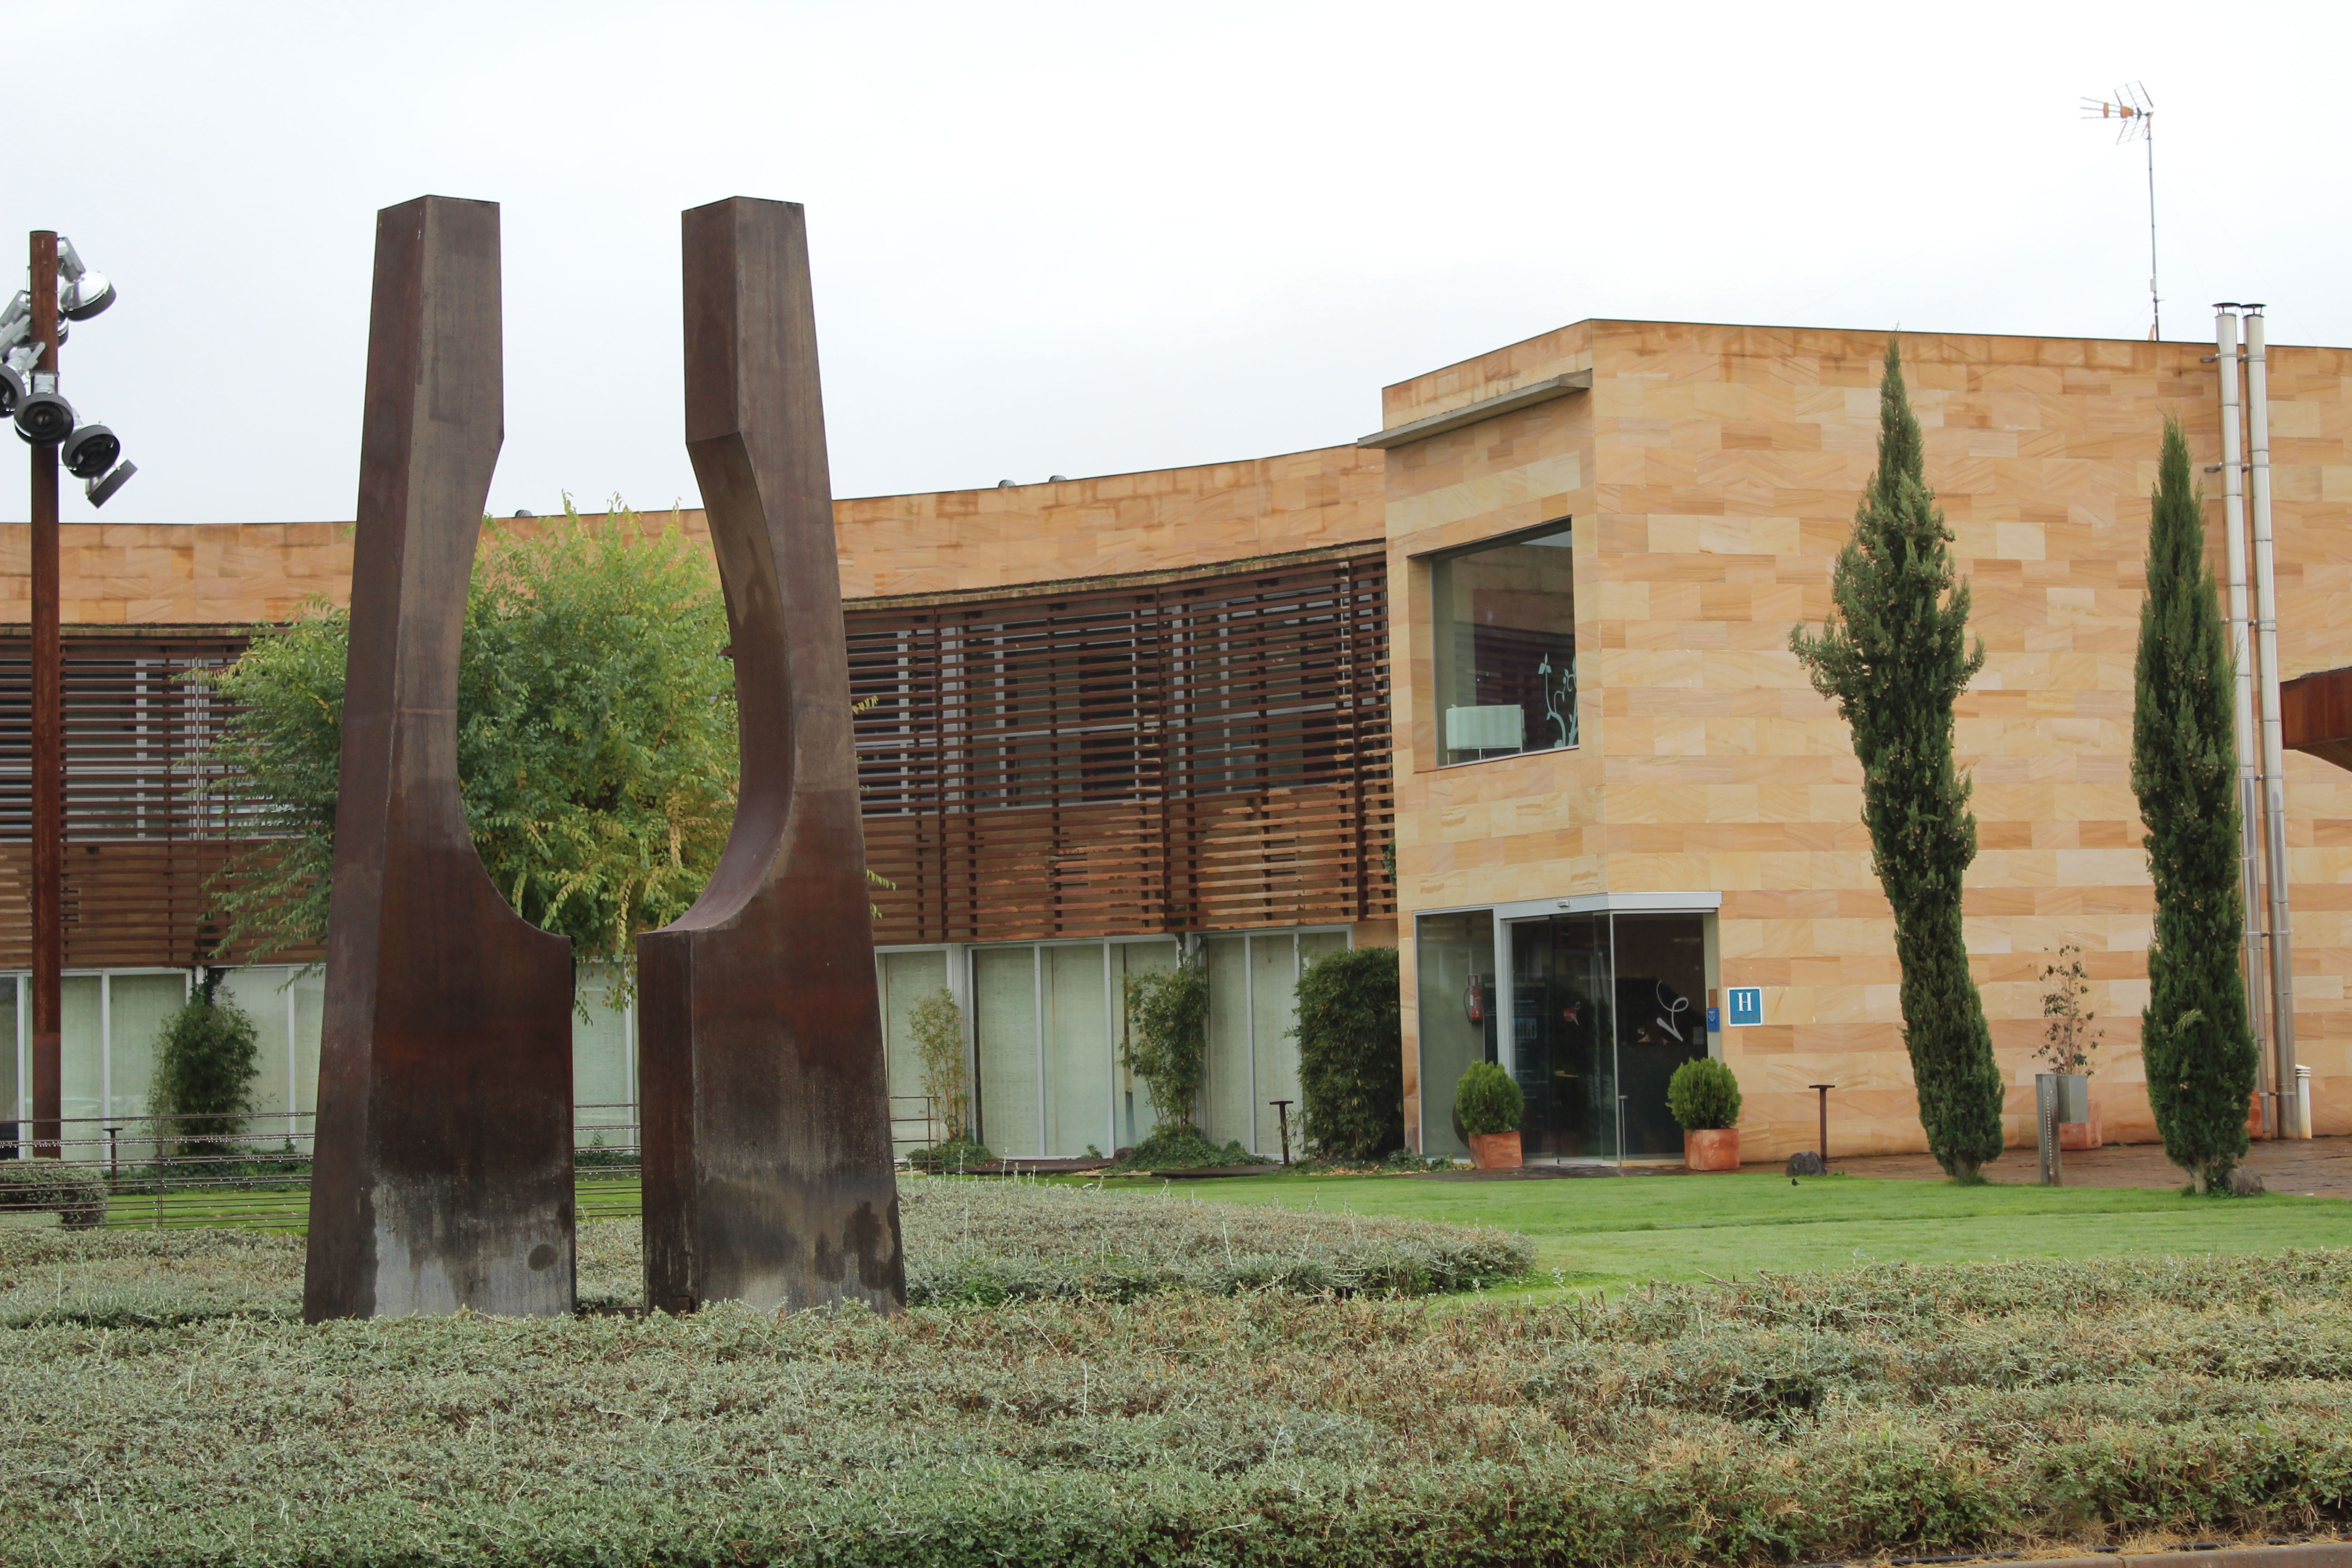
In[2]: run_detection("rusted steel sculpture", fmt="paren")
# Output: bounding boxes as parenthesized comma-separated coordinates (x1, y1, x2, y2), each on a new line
(639, 197, 905, 1316)
(304, 196, 578, 1321)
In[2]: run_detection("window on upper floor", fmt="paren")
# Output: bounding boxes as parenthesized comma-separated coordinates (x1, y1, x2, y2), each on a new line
(1430, 520, 1577, 765)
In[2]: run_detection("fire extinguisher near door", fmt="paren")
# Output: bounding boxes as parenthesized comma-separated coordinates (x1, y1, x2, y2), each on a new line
(1464, 976, 1485, 1025)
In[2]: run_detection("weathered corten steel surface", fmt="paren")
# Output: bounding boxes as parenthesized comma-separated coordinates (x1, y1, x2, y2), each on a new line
(639, 197, 905, 1317)
(303, 196, 577, 1322)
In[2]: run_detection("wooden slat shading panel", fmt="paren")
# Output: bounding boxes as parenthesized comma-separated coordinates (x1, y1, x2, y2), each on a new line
(0, 632, 248, 969)
(1, 549, 1396, 966)
(848, 551, 1393, 944)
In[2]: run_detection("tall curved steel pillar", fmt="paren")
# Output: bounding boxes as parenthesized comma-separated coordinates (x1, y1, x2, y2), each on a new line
(304, 196, 578, 1322)
(640, 197, 905, 1316)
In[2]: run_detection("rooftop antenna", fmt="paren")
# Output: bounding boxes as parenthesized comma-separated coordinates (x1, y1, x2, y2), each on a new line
(2082, 83, 2159, 339)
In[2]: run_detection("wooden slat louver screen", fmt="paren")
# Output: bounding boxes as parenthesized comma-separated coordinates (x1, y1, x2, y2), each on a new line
(847, 550, 1393, 944)
(0, 548, 1395, 966)
(0, 632, 248, 969)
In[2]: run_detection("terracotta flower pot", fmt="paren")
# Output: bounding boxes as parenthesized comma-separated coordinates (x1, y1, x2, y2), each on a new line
(1683, 1127, 1740, 1171)
(1467, 1131, 1523, 1171)
(2059, 1108, 2103, 1152)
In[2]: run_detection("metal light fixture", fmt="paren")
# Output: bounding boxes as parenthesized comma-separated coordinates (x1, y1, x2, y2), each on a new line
(61, 421, 118, 478)
(12, 370, 73, 444)
(55, 237, 114, 321)
(0, 350, 31, 417)
(64, 416, 137, 506)
(15, 238, 138, 501)
(84, 459, 136, 507)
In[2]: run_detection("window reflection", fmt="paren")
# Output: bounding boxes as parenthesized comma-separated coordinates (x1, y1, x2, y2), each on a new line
(1431, 522, 1577, 765)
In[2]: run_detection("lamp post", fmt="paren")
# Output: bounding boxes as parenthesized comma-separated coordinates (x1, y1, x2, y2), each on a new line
(12, 227, 132, 1158)
(28, 230, 61, 1159)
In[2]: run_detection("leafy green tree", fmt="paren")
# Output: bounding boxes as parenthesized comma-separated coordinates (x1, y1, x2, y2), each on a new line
(1292, 945, 1402, 1160)
(2131, 419, 2256, 1193)
(1121, 952, 1210, 1132)
(203, 503, 738, 1003)
(151, 969, 261, 1159)
(1791, 339, 2004, 1181)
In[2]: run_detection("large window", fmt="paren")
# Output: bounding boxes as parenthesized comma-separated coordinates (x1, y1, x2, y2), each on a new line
(1430, 522, 1577, 766)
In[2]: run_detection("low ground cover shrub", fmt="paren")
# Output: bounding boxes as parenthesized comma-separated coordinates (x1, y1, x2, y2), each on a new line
(5, 1250, 2352, 1565)
(906, 1136, 992, 1173)
(902, 1177, 1522, 1302)
(0, 1178, 1526, 1323)
(0, 1161, 107, 1229)
(1105, 1124, 1268, 1173)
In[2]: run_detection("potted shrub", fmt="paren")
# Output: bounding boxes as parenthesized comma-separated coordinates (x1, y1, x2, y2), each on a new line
(1454, 1062, 1524, 1170)
(1666, 1057, 1743, 1171)
(2036, 946, 2103, 1150)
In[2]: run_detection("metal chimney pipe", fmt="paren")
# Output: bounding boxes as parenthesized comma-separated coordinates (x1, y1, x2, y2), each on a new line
(2213, 305, 2269, 1119)
(2244, 306, 2301, 1137)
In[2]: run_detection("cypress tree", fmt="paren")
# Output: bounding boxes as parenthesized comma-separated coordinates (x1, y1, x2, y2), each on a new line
(1791, 339, 2004, 1180)
(2131, 418, 2256, 1193)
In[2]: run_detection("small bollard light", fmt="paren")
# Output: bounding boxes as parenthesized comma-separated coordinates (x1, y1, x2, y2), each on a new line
(104, 1125, 123, 1191)
(1270, 1100, 1294, 1165)
(1808, 1084, 1835, 1169)
(2034, 1073, 2083, 1186)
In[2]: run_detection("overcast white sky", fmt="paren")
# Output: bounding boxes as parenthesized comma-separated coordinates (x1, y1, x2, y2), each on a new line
(7, 0, 2347, 525)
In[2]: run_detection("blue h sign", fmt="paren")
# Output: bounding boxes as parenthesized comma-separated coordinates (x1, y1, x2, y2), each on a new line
(1726, 987, 1763, 1027)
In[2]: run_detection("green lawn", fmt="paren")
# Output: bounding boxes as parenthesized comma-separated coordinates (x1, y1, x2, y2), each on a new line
(1130, 1169, 2352, 1296)
(94, 1176, 646, 1231)
(90, 1168, 2352, 1302)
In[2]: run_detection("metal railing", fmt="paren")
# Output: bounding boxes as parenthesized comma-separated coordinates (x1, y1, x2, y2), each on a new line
(0, 1096, 950, 1232)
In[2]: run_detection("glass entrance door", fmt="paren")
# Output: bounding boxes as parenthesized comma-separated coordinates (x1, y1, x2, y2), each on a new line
(1509, 914, 1615, 1160)
(1506, 911, 1710, 1162)
(1607, 915, 1710, 1159)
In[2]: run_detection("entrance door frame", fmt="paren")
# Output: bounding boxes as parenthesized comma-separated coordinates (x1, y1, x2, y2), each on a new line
(1489, 892, 1722, 1167)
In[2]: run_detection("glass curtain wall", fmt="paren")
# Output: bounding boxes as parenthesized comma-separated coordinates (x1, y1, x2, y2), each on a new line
(214, 965, 326, 1157)
(1414, 910, 1497, 1157)
(1199, 929, 1346, 1156)
(1420, 911, 1713, 1163)
(876, 949, 953, 1153)
(1, 978, 17, 1142)
(1500, 911, 1710, 1161)
(956, 930, 1347, 1160)
(1431, 522, 1578, 766)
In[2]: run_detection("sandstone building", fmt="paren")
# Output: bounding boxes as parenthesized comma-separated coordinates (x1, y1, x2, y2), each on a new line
(5, 318, 2347, 1163)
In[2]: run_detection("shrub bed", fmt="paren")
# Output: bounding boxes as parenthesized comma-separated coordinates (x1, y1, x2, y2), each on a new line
(901, 1177, 1524, 1302)
(0, 1178, 1529, 1325)
(3, 1252, 2352, 1564)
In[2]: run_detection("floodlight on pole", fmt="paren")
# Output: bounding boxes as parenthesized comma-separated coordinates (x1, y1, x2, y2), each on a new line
(54, 237, 114, 321)
(2081, 83, 2160, 339)
(20, 226, 139, 1158)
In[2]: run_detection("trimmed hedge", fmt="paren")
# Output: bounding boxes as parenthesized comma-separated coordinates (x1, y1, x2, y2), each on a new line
(1293, 945, 1403, 1160)
(5, 1251, 2352, 1564)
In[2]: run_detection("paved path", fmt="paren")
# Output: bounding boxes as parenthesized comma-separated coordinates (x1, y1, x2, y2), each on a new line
(1787, 1135, 2352, 1199)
